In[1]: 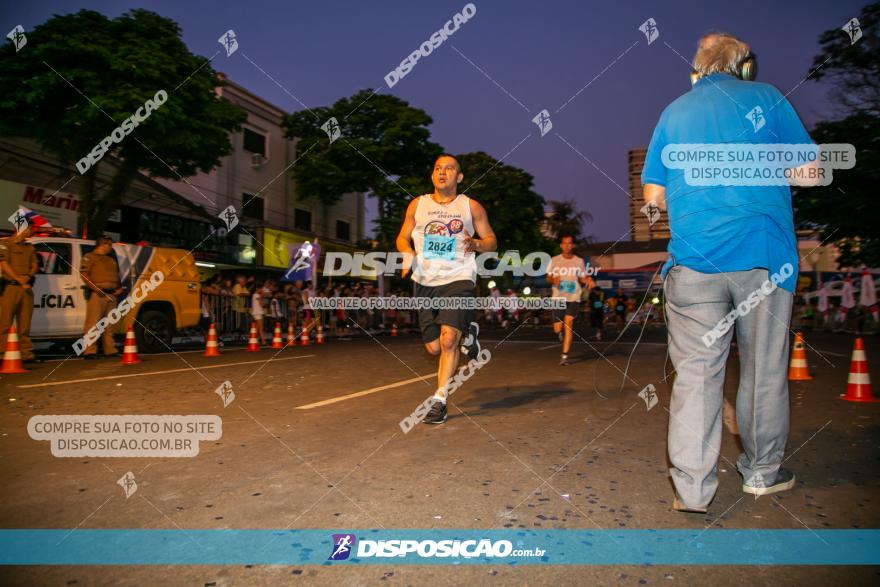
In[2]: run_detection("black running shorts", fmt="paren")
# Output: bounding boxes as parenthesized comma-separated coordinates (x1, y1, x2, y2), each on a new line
(414, 279, 475, 344)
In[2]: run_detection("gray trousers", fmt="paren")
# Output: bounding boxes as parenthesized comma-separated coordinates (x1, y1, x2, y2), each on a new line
(665, 265, 793, 508)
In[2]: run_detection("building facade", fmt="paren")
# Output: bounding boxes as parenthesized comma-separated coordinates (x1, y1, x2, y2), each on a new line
(155, 74, 366, 261)
(629, 148, 670, 242)
(0, 136, 245, 267)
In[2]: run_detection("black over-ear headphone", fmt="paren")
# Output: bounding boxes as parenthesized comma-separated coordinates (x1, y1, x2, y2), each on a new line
(690, 51, 758, 85)
(738, 51, 757, 81)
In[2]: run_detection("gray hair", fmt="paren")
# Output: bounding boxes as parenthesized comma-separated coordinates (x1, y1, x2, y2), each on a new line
(692, 33, 751, 77)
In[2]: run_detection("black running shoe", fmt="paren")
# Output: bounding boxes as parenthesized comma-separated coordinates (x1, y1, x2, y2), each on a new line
(423, 400, 447, 425)
(460, 321, 481, 360)
(559, 354, 570, 366)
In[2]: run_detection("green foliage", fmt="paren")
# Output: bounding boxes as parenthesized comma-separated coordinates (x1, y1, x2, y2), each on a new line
(283, 91, 442, 246)
(544, 199, 592, 246)
(456, 151, 551, 254)
(795, 1, 880, 267)
(0, 9, 246, 236)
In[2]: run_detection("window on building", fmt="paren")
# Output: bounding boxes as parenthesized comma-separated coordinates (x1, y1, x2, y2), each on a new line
(243, 128, 266, 156)
(336, 220, 351, 242)
(241, 193, 264, 221)
(294, 208, 312, 232)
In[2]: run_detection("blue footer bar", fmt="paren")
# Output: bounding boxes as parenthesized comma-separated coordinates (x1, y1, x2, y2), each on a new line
(1, 529, 878, 565)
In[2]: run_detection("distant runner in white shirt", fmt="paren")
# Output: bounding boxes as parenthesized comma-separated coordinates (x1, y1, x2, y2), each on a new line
(547, 235, 593, 365)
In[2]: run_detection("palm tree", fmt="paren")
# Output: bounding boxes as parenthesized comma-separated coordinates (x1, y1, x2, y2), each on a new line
(544, 199, 592, 243)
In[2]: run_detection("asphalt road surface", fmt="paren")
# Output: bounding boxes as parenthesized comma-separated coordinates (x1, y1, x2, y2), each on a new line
(1, 325, 878, 585)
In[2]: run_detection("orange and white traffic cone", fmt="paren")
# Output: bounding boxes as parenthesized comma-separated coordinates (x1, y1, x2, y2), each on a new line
(0, 326, 27, 373)
(120, 325, 140, 365)
(271, 322, 284, 349)
(841, 337, 877, 402)
(300, 325, 310, 346)
(287, 323, 296, 346)
(204, 323, 221, 357)
(391, 323, 398, 337)
(316, 323, 324, 344)
(788, 332, 811, 381)
(246, 324, 260, 352)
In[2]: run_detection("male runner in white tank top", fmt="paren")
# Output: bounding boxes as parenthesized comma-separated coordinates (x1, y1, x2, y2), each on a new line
(396, 154, 497, 424)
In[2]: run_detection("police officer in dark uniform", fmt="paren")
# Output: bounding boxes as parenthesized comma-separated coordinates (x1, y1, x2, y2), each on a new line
(0, 219, 39, 361)
(79, 236, 122, 359)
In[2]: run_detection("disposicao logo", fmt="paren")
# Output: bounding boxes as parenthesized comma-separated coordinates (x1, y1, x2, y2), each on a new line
(328, 533, 356, 561)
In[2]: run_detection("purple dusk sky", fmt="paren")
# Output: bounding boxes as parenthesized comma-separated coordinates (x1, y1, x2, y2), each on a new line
(2, 0, 865, 242)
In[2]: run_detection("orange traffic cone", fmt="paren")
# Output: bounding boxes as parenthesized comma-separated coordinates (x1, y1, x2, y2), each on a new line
(120, 325, 140, 365)
(246, 324, 260, 352)
(300, 325, 310, 346)
(391, 323, 398, 337)
(788, 332, 811, 381)
(204, 323, 220, 357)
(271, 322, 284, 349)
(287, 323, 296, 346)
(316, 323, 325, 344)
(1, 326, 27, 373)
(841, 338, 877, 403)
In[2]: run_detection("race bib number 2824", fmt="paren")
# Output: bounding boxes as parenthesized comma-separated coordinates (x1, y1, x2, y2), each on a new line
(423, 234, 456, 260)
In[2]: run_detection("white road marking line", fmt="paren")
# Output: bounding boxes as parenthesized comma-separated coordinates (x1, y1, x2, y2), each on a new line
(37, 347, 249, 362)
(17, 355, 315, 389)
(295, 374, 434, 410)
(538, 343, 559, 350)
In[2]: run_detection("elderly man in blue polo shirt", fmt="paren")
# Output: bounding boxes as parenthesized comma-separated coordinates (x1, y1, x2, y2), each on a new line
(642, 33, 817, 513)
